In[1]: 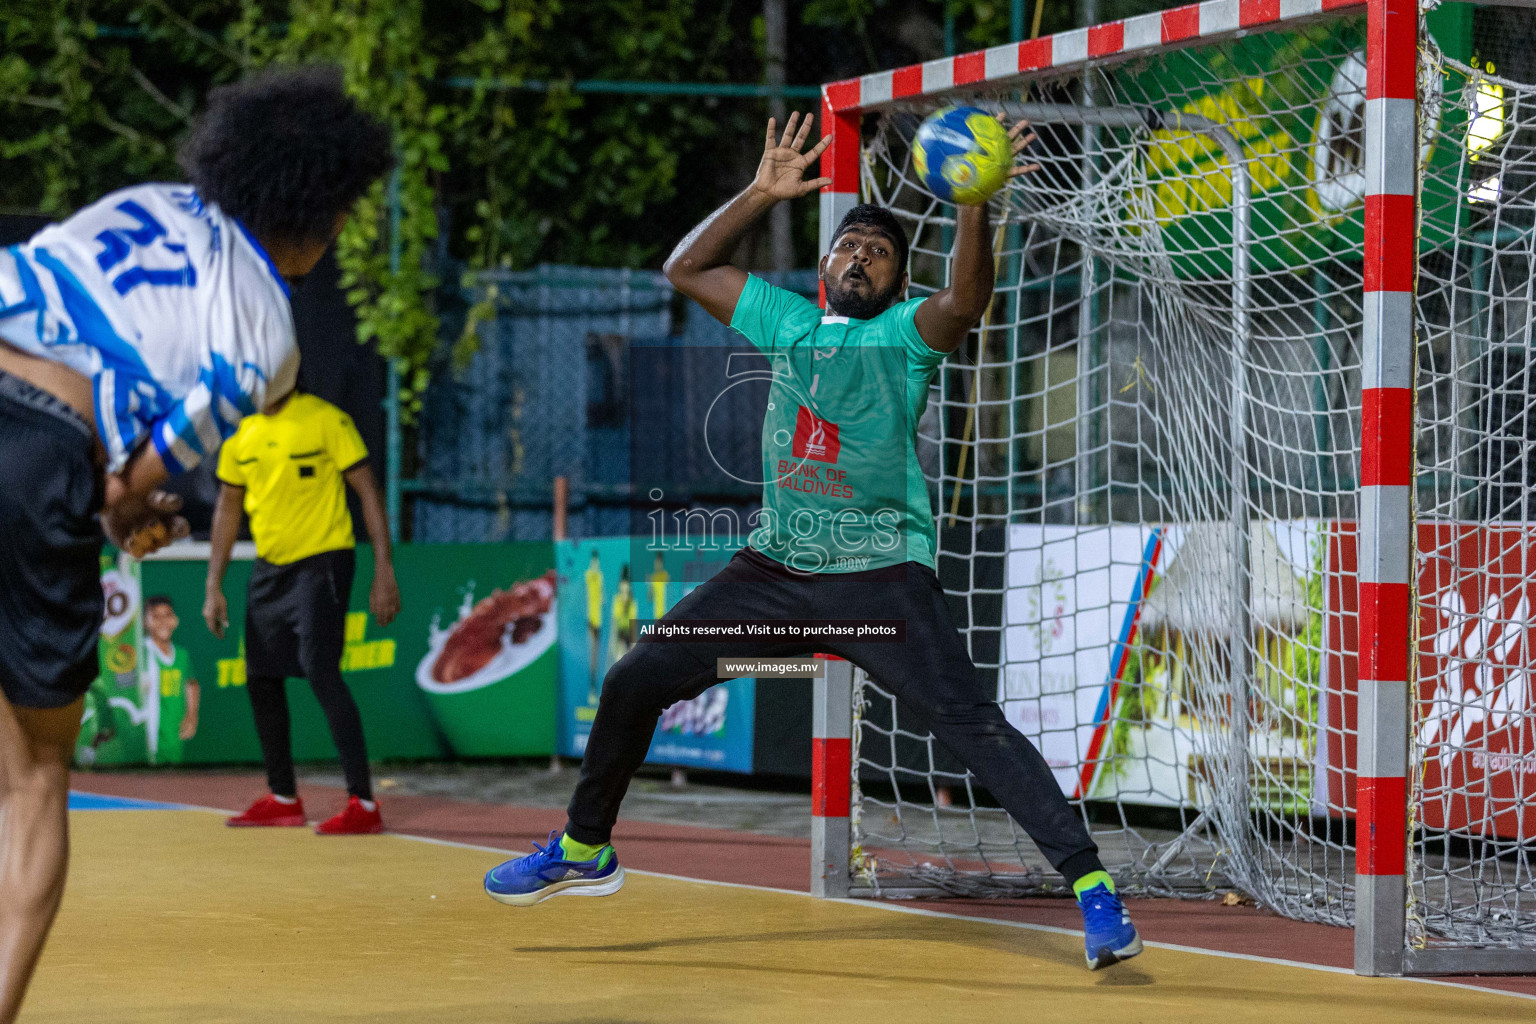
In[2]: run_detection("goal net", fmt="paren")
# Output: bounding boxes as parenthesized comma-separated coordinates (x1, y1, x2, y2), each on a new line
(824, 0, 1536, 971)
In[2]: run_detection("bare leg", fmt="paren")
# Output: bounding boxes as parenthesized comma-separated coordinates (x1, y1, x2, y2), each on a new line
(0, 695, 82, 1024)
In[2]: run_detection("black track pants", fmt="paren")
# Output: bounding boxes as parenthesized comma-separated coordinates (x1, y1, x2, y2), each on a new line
(565, 547, 1103, 885)
(244, 549, 372, 801)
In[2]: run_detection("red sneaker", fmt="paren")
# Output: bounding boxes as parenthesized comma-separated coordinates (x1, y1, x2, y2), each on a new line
(315, 796, 384, 836)
(227, 794, 307, 827)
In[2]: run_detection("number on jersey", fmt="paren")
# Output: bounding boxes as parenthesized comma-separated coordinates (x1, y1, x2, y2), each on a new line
(94, 201, 197, 296)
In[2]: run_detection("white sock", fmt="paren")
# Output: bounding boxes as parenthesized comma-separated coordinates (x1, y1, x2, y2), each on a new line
(271, 793, 298, 805)
(359, 799, 377, 812)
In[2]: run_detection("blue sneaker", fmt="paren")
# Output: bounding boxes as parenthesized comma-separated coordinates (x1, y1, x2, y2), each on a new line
(484, 831, 626, 907)
(1078, 882, 1142, 969)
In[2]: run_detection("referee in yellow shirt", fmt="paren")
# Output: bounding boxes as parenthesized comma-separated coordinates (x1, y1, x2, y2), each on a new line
(203, 391, 400, 835)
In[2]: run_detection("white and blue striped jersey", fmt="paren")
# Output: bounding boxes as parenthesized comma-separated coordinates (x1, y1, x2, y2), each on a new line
(0, 183, 299, 474)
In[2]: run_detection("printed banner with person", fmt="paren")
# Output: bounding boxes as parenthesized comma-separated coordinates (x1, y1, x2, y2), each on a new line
(74, 542, 557, 768)
(556, 537, 755, 773)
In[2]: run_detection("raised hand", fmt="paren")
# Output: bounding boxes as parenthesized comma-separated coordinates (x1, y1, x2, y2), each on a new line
(751, 112, 835, 201)
(1003, 115, 1041, 180)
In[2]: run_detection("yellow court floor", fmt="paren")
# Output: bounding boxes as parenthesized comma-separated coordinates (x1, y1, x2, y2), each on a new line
(23, 809, 1536, 1023)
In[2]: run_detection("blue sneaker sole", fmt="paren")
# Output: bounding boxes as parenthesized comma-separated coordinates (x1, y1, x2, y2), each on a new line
(485, 865, 626, 907)
(1086, 932, 1143, 970)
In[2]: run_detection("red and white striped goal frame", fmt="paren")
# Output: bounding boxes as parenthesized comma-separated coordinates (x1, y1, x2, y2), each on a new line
(815, 0, 1418, 978)
(811, 655, 853, 899)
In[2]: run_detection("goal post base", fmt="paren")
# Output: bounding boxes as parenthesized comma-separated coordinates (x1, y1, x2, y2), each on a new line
(1354, 873, 1406, 976)
(811, 657, 853, 900)
(1402, 949, 1536, 976)
(811, 816, 851, 900)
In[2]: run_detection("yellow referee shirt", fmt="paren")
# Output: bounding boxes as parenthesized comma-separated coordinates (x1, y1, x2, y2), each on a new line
(215, 393, 368, 565)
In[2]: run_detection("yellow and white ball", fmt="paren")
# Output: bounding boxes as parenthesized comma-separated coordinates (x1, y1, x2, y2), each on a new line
(911, 106, 1013, 205)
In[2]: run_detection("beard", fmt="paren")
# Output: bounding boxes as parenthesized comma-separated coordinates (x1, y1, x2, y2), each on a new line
(824, 272, 903, 320)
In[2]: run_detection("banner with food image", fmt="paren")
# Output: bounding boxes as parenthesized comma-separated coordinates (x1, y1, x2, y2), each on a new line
(556, 538, 755, 773)
(415, 564, 559, 757)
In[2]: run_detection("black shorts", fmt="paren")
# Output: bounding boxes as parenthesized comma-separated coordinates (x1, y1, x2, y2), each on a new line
(0, 370, 104, 709)
(245, 548, 355, 679)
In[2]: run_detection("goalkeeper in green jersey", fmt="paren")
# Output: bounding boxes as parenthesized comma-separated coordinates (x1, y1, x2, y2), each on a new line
(483, 112, 1142, 971)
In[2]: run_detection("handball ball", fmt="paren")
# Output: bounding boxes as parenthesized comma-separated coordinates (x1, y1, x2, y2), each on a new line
(912, 106, 1012, 205)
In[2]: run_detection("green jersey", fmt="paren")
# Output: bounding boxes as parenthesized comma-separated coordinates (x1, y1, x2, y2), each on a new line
(145, 641, 194, 765)
(730, 275, 948, 573)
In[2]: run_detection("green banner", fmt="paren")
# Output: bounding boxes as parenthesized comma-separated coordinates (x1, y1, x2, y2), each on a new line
(75, 542, 556, 769)
(80, 551, 147, 766)
(1110, 5, 1476, 277)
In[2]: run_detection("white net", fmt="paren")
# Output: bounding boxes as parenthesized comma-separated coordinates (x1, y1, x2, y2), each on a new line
(1413, 14, 1536, 950)
(844, 2, 1536, 954)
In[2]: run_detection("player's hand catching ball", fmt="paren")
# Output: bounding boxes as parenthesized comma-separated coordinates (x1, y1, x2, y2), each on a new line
(1002, 115, 1041, 181)
(751, 112, 834, 202)
(912, 106, 1040, 206)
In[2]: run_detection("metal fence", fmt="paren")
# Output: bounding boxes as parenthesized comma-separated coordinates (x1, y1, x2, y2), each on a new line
(411, 265, 819, 542)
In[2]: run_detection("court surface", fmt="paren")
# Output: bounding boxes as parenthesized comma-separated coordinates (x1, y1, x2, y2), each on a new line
(21, 789, 1536, 1023)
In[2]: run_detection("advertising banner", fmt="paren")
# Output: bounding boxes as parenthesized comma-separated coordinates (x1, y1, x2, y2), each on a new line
(1010, 517, 1536, 831)
(1112, 4, 1475, 276)
(79, 551, 149, 766)
(1002, 524, 1161, 800)
(74, 542, 556, 768)
(1324, 523, 1536, 839)
(555, 538, 754, 773)
(1004, 521, 1325, 810)
(406, 543, 559, 757)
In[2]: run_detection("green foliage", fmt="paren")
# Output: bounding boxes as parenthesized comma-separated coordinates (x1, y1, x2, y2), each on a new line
(437, 1, 745, 271)
(0, 1, 227, 216)
(235, 0, 448, 418)
(807, 0, 1180, 55)
(0, 0, 755, 415)
(7, 0, 1133, 408)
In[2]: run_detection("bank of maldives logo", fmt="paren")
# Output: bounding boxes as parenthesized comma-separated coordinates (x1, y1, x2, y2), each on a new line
(793, 406, 840, 463)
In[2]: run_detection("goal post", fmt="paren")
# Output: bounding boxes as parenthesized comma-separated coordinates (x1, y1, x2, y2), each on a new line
(815, 0, 1536, 978)
(1357, 0, 1415, 978)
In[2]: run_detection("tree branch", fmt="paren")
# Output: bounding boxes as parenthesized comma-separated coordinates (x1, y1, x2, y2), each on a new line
(96, 111, 162, 151)
(84, 54, 194, 124)
(142, 0, 251, 69)
(8, 95, 65, 111)
(128, 64, 191, 123)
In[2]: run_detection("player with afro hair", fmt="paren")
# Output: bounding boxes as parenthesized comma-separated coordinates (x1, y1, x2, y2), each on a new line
(179, 65, 394, 252)
(0, 66, 391, 1024)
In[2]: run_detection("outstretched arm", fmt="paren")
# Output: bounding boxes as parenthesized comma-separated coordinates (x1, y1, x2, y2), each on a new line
(914, 118, 1039, 354)
(663, 112, 832, 326)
